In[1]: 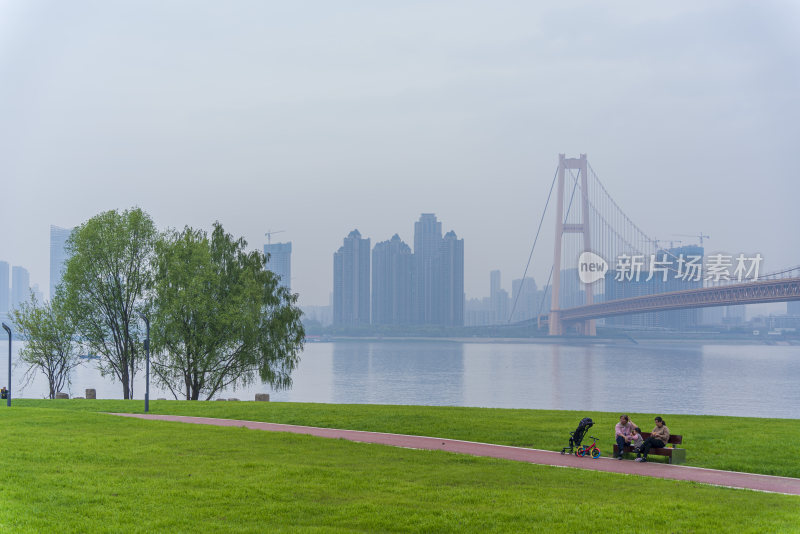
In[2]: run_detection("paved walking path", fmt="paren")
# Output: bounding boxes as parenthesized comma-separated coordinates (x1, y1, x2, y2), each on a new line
(111, 413, 800, 496)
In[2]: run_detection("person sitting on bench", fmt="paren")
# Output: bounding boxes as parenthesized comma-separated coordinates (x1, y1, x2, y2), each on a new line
(635, 416, 670, 463)
(614, 414, 637, 459)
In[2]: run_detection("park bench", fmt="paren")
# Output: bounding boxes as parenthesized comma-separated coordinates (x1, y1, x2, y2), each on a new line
(613, 432, 685, 464)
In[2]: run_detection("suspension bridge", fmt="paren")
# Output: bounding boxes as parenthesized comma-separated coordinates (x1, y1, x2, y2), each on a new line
(516, 154, 800, 336)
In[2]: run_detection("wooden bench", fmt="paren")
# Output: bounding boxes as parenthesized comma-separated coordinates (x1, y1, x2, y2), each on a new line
(613, 432, 685, 464)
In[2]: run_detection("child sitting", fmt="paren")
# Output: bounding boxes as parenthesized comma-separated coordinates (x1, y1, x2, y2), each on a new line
(630, 427, 644, 452)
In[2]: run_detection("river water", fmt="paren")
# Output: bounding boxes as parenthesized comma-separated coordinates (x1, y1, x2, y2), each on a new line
(6, 341, 799, 418)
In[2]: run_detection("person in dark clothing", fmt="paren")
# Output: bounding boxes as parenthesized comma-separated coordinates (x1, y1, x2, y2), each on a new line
(635, 416, 670, 462)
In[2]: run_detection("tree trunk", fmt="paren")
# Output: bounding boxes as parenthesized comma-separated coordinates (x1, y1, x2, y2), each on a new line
(121, 366, 130, 400)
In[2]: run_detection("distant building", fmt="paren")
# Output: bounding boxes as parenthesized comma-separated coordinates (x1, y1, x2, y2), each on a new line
(0, 261, 8, 314)
(302, 305, 333, 327)
(50, 225, 73, 300)
(489, 270, 509, 324)
(333, 230, 370, 326)
(659, 245, 703, 329)
(510, 277, 540, 322)
(413, 214, 442, 324)
(789, 301, 800, 316)
(559, 268, 585, 310)
(702, 306, 725, 325)
(11, 266, 30, 310)
(32, 284, 44, 304)
(411, 214, 464, 327)
(265, 242, 292, 291)
(465, 297, 492, 326)
(372, 234, 413, 325)
(604, 245, 703, 330)
(603, 269, 660, 328)
(436, 230, 464, 327)
(725, 305, 746, 324)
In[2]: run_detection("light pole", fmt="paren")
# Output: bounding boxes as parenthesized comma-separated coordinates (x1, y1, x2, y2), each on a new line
(138, 313, 150, 413)
(2, 323, 11, 407)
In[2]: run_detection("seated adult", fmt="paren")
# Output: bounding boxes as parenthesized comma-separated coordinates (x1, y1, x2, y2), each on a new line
(614, 414, 637, 460)
(635, 416, 670, 462)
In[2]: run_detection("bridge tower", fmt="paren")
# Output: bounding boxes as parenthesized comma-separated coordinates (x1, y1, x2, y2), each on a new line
(549, 154, 596, 336)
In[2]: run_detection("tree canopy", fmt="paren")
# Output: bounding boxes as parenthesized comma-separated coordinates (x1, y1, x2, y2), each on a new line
(150, 223, 304, 400)
(11, 292, 83, 399)
(62, 207, 157, 399)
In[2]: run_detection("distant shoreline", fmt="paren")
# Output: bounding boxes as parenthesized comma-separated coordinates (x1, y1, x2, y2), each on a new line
(315, 335, 797, 346)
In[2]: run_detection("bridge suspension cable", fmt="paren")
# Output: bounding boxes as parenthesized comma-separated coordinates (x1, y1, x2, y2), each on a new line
(521, 154, 798, 333)
(519, 166, 583, 323)
(508, 166, 558, 323)
(509, 163, 582, 323)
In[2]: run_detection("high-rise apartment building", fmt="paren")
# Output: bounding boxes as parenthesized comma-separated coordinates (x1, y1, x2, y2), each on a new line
(372, 234, 413, 325)
(413, 214, 442, 324)
(50, 225, 73, 300)
(604, 245, 704, 329)
(436, 230, 464, 327)
(333, 230, 370, 326)
(265, 242, 292, 291)
(510, 277, 539, 322)
(11, 265, 30, 310)
(659, 245, 703, 329)
(0, 261, 9, 314)
(411, 214, 464, 327)
(489, 270, 509, 324)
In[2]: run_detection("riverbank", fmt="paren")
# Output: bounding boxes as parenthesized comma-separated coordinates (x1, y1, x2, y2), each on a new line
(3, 405, 799, 532)
(18, 400, 800, 479)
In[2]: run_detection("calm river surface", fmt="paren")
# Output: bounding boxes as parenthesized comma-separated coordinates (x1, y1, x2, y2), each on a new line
(8, 341, 800, 418)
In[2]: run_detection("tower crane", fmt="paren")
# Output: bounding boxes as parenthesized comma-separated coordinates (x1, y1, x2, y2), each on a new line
(265, 229, 286, 247)
(674, 233, 709, 246)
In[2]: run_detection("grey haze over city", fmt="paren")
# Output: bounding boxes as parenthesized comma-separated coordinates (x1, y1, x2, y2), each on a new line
(1, 1, 798, 311)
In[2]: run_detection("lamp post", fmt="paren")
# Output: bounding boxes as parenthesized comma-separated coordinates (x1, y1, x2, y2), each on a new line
(138, 313, 150, 413)
(2, 323, 11, 407)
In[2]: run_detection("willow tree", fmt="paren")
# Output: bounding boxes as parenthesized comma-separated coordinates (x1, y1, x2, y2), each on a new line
(62, 208, 157, 399)
(150, 223, 304, 400)
(11, 292, 83, 399)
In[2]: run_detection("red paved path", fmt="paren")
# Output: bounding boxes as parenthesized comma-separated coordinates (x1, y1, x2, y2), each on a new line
(111, 413, 800, 496)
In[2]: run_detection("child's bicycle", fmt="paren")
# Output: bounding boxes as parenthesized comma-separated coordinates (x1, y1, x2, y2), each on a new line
(575, 436, 601, 458)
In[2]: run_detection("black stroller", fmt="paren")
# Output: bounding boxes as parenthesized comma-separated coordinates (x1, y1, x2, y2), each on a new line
(560, 417, 594, 455)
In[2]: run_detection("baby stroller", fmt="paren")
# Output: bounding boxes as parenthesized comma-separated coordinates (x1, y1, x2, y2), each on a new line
(560, 417, 594, 455)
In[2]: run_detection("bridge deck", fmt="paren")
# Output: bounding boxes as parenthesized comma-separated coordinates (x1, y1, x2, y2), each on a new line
(540, 277, 800, 326)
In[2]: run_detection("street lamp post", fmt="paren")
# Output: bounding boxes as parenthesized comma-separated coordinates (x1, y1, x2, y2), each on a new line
(2, 323, 11, 407)
(138, 314, 150, 413)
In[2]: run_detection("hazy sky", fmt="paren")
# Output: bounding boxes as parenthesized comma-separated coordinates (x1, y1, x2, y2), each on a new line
(1, 1, 798, 308)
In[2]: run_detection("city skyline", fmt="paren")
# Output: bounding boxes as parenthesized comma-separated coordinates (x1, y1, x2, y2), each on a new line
(334, 213, 464, 327)
(1, 2, 798, 310)
(0, 215, 793, 320)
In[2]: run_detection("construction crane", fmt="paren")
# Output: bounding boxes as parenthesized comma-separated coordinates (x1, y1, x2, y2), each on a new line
(675, 233, 709, 246)
(653, 238, 683, 250)
(265, 229, 286, 247)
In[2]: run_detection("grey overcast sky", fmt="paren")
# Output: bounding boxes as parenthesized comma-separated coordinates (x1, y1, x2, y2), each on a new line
(1, 1, 798, 307)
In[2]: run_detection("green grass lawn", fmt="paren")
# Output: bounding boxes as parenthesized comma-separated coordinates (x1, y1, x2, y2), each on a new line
(0, 406, 798, 533)
(14, 399, 800, 478)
